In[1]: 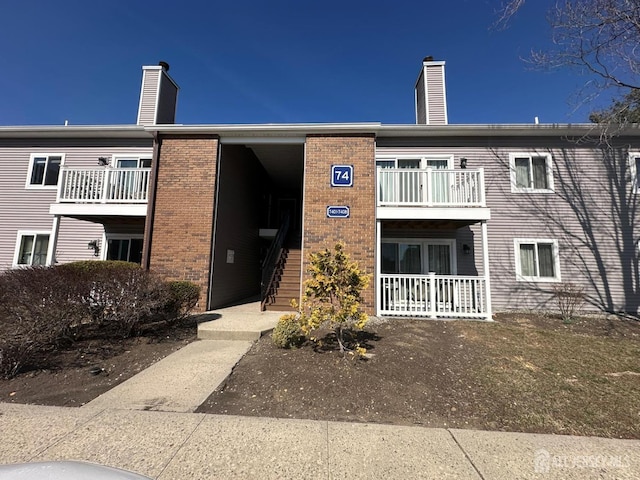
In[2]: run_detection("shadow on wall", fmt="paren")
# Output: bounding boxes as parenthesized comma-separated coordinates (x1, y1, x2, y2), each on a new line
(491, 142, 639, 316)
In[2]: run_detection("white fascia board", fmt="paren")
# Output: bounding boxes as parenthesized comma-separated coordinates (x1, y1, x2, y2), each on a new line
(220, 136, 305, 144)
(376, 123, 640, 137)
(0, 125, 150, 139)
(146, 122, 382, 136)
(376, 206, 491, 221)
(50, 203, 148, 217)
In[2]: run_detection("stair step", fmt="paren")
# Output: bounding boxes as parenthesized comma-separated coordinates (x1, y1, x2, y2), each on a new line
(264, 304, 297, 312)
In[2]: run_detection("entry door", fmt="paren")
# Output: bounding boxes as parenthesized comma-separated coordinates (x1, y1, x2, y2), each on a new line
(424, 159, 450, 204)
(115, 158, 151, 199)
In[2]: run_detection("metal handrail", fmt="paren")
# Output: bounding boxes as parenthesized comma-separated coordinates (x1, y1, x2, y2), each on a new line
(260, 214, 290, 310)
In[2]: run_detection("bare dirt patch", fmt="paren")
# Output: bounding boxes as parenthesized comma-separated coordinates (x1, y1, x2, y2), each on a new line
(2, 312, 638, 439)
(0, 318, 196, 407)
(197, 313, 640, 439)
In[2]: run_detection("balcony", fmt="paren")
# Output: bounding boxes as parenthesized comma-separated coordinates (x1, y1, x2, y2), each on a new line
(50, 167, 150, 217)
(376, 168, 490, 221)
(379, 273, 490, 319)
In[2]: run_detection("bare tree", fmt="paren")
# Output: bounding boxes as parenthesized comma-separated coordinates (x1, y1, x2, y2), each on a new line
(496, 0, 640, 109)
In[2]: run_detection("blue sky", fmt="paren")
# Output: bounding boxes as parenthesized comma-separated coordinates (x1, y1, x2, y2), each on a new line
(0, 0, 613, 126)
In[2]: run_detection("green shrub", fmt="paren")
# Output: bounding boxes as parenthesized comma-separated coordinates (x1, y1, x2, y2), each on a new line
(296, 243, 370, 355)
(272, 313, 304, 349)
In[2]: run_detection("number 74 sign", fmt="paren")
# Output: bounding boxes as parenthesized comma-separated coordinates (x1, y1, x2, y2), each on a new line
(331, 165, 354, 187)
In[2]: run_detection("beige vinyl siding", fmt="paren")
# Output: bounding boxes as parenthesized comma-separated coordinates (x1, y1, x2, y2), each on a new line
(425, 66, 447, 125)
(377, 137, 640, 314)
(0, 140, 152, 270)
(137, 69, 160, 125)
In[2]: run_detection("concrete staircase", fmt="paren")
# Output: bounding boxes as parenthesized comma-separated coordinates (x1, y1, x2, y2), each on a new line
(264, 247, 301, 312)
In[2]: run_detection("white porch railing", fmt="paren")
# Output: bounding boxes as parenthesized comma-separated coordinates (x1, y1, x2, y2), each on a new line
(379, 273, 489, 319)
(57, 167, 151, 203)
(377, 168, 485, 207)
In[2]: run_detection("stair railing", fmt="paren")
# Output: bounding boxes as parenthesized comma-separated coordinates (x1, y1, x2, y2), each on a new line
(260, 214, 290, 311)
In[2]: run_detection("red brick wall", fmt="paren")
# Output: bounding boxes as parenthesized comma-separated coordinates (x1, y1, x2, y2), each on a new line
(146, 135, 218, 310)
(302, 135, 376, 312)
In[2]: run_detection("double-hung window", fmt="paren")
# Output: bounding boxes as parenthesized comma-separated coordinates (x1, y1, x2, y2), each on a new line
(27, 154, 63, 188)
(14, 232, 50, 266)
(514, 239, 560, 282)
(509, 153, 554, 193)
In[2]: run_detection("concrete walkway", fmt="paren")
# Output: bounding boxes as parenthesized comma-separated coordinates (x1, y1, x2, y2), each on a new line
(84, 301, 281, 412)
(1, 402, 639, 479)
(2, 302, 639, 478)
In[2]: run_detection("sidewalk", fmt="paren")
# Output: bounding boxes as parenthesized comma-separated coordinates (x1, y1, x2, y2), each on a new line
(1, 402, 639, 479)
(1, 303, 639, 479)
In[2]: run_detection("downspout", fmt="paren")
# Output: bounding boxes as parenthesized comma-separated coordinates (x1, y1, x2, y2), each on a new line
(142, 133, 161, 270)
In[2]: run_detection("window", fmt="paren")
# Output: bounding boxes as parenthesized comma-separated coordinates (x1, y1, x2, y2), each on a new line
(514, 239, 560, 282)
(630, 153, 640, 192)
(106, 236, 143, 263)
(382, 239, 455, 275)
(27, 154, 63, 187)
(509, 153, 554, 193)
(14, 232, 50, 266)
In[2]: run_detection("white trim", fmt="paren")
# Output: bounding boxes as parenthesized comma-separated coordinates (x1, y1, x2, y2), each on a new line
(221, 136, 305, 144)
(375, 154, 454, 169)
(509, 152, 555, 193)
(377, 206, 491, 221)
(25, 153, 65, 189)
(629, 152, 640, 193)
(13, 230, 53, 267)
(441, 63, 448, 125)
(513, 238, 561, 282)
(49, 203, 148, 216)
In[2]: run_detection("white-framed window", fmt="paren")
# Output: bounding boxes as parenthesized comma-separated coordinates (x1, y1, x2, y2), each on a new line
(629, 152, 640, 192)
(514, 239, 561, 282)
(381, 238, 456, 275)
(509, 153, 554, 193)
(112, 156, 152, 169)
(26, 154, 64, 188)
(13, 231, 51, 266)
(104, 234, 144, 264)
(375, 155, 453, 170)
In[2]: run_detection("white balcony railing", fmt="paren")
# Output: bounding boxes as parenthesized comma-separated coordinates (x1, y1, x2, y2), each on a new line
(379, 273, 489, 319)
(57, 167, 151, 204)
(377, 168, 485, 207)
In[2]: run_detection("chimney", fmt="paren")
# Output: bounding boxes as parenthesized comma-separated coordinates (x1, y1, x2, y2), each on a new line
(136, 61, 179, 126)
(415, 56, 448, 125)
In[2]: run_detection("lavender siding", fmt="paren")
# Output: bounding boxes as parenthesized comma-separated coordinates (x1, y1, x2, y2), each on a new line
(0, 140, 152, 270)
(137, 69, 160, 126)
(377, 138, 640, 315)
(425, 65, 447, 125)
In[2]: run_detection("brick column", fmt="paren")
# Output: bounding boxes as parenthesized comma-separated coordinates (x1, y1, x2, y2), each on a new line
(302, 135, 376, 313)
(146, 135, 219, 310)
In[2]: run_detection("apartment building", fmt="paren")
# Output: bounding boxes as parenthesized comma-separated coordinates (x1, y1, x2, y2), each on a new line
(1, 59, 638, 318)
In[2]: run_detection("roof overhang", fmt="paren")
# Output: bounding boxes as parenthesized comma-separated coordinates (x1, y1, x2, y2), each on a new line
(0, 125, 151, 139)
(146, 122, 640, 139)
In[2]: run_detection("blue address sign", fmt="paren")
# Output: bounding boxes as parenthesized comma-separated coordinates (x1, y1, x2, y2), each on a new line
(331, 165, 353, 187)
(326, 206, 350, 218)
